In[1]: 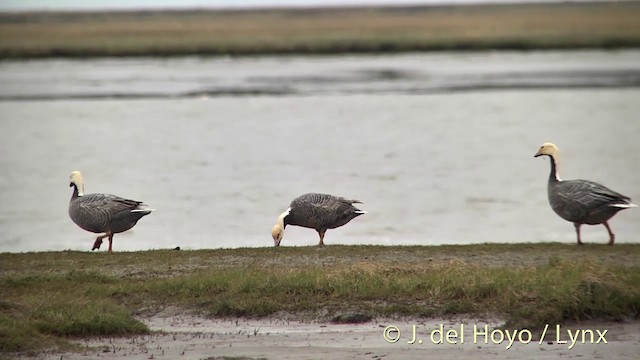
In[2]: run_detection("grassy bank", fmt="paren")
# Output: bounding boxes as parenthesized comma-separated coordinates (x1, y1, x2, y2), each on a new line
(1, 2, 640, 59)
(1, 243, 640, 355)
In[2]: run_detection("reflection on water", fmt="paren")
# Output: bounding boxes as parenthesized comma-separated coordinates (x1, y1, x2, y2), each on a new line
(0, 51, 639, 252)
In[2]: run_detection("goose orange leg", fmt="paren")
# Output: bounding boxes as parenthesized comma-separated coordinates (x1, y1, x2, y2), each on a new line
(574, 223, 583, 245)
(603, 221, 615, 246)
(107, 234, 114, 253)
(317, 230, 326, 248)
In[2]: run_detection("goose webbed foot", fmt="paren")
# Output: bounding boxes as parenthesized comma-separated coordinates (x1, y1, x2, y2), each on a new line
(92, 234, 110, 251)
(92, 239, 103, 250)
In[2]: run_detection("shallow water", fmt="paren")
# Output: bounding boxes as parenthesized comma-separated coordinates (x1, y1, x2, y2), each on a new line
(1, 51, 639, 252)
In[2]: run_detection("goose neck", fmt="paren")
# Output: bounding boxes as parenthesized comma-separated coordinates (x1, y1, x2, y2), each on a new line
(548, 155, 561, 183)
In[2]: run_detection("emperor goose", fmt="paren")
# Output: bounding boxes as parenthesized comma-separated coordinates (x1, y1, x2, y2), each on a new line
(68, 171, 154, 253)
(271, 193, 366, 247)
(534, 143, 636, 245)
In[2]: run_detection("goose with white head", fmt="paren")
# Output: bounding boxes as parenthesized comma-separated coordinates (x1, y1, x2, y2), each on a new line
(271, 193, 366, 247)
(68, 171, 154, 253)
(534, 143, 636, 245)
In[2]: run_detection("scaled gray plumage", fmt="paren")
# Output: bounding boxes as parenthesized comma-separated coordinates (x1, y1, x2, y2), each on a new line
(68, 171, 153, 253)
(534, 143, 635, 245)
(272, 193, 366, 247)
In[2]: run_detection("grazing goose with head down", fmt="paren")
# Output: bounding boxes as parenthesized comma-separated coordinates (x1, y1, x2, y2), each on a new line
(271, 193, 366, 247)
(534, 143, 636, 245)
(68, 171, 154, 253)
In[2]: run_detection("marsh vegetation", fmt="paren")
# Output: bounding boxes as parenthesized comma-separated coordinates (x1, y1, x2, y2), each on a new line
(2, 244, 639, 354)
(1, 2, 639, 59)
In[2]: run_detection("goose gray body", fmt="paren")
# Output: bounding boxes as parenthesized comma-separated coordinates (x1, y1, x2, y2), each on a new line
(547, 175, 632, 225)
(68, 171, 153, 252)
(535, 143, 635, 245)
(272, 193, 366, 247)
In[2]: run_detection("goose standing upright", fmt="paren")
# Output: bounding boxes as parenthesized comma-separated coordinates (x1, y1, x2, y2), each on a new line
(271, 193, 366, 247)
(68, 171, 154, 253)
(534, 143, 636, 245)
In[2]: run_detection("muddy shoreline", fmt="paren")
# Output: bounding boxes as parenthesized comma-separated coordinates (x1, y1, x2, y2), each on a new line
(24, 315, 640, 360)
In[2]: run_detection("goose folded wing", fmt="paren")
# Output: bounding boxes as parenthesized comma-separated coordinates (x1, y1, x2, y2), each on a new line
(307, 196, 349, 210)
(79, 194, 143, 216)
(569, 180, 630, 208)
(552, 191, 586, 220)
(301, 193, 335, 206)
(313, 198, 362, 221)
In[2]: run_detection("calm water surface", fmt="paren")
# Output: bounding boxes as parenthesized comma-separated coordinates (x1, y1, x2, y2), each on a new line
(1, 51, 639, 252)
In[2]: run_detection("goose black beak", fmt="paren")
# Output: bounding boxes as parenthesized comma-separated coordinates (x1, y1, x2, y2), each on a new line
(69, 182, 73, 187)
(534, 153, 542, 158)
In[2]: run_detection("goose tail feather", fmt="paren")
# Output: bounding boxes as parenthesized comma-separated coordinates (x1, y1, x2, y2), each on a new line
(611, 203, 637, 208)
